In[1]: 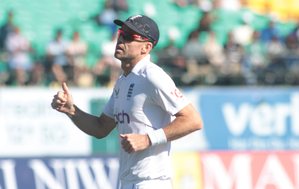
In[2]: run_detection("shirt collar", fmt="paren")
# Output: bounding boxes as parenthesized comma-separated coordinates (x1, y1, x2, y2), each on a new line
(131, 55, 151, 76)
(119, 55, 151, 78)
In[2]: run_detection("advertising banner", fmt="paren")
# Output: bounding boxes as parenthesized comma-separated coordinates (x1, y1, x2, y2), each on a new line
(2, 87, 299, 154)
(183, 88, 299, 150)
(1, 152, 299, 189)
(201, 151, 299, 189)
(0, 155, 119, 189)
(171, 152, 203, 189)
(0, 87, 112, 157)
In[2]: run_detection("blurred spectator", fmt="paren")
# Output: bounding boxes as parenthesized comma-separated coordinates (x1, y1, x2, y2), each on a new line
(203, 31, 225, 67)
(281, 35, 299, 74)
(182, 31, 206, 64)
(196, 0, 213, 12)
(282, 35, 299, 84)
(232, 17, 254, 46)
(288, 22, 299, 43)
(0, 11, 15, 50)
(45, 29, 69, 85)
(0, 61, 9, 86)
(284, 34, 299, 58)
(223, 31, 244, 75)
(5, 26, 34, 86)
(244, 31, 268, 69)
(0, 11, 15, 86)
(66, 31, 89, 87)
(158, 39, 181, 67)
(66, 31, 88, 67)
(217, 0, 241, 11)
(260, 20, 282, 43)
(95, 0, 118, 35)
(143, 2, 157, 17)
(111, 0, 128, 12)
(94, 34, 121, 87)
(242, 31, 268, 85)
(262, 36, 287, 85)
(194, 11, 214, 34)
(27, 62, 46, 86)
(265, 35, 286, 62)
(172, 0, 194, 7)
(199, 31, 226, 84)
(158, 39, 187, 85)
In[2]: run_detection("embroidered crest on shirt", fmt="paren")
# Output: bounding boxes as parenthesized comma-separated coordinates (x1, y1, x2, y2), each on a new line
(127, 83, 135, 101)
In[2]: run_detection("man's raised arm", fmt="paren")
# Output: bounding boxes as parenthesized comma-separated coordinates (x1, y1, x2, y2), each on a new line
(51, 83, 116, 139)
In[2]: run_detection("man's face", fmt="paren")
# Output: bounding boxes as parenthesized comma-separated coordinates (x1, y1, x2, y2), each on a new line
(114, 25, 148, 62)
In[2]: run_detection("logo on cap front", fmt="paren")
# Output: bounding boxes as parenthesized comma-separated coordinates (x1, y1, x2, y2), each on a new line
(129, 15, 142, 21)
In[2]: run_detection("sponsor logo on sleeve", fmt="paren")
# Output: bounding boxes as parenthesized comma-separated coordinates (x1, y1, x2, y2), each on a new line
(171, 89, 184, 99)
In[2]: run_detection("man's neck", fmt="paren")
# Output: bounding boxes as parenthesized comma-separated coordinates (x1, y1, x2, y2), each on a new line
(122, 54, 148, 76)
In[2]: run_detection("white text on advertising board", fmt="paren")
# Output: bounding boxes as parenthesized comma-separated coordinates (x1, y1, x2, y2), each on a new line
(0, 157, 119, 189)
(202, 152, 299, 189)
(222, 93, 299, 150)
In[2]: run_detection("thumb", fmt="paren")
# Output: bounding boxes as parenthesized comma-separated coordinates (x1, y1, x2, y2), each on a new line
(120, 134, 126, 138)
(62, 82, 70, 95)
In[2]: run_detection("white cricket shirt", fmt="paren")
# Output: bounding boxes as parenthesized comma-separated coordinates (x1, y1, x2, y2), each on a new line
(103, 55, 190, 182)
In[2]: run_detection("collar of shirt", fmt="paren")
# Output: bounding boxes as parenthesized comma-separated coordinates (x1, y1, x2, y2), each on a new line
(120, 54, 151, 78)
(131, 54, 151, 75)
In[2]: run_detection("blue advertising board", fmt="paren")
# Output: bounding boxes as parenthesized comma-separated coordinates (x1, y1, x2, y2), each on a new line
(183, 87, 299, 150)
(0, 156, 120, 189)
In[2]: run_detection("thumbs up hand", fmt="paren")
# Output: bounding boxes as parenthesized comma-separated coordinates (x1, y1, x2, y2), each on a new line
(51, 82, 75, 115)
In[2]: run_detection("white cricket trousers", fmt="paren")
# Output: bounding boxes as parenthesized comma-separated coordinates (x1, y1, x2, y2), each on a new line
(120, 179, 172, 189)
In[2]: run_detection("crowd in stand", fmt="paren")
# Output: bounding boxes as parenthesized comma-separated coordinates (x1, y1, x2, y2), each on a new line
(1, 0, 299, 87)
(157, 6, 299, 86)
(0, 9, 123, 87)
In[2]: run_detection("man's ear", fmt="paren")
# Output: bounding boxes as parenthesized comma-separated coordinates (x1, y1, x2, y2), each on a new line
(141, 42, 153, 54)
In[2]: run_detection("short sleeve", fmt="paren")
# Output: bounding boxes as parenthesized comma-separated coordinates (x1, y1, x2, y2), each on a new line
(102, 91, 115, 119)
(145, 68, 189, 116)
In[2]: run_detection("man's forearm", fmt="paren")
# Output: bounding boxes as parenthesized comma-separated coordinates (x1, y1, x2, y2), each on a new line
(163, 104, 203, 142)
(66, 105, 115, 139)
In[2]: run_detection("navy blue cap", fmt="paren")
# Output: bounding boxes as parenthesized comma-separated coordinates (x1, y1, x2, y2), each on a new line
(114, 15, 159, 47)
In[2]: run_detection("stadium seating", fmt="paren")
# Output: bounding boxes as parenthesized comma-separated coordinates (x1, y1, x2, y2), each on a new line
(0, 0, 298, 87)
(1, 0, 296, 54)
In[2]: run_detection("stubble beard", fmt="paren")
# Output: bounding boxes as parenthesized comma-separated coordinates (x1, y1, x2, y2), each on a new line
(114, 51, 130, 70)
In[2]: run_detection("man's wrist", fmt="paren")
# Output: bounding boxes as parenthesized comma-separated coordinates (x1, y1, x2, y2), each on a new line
(147, 128, 167, 146)
(66, 105, 76, 118)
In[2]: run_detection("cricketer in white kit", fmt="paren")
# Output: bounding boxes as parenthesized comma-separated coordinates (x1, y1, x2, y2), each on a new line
(103, 54, 190, 187)
(51, 14, 203, 189)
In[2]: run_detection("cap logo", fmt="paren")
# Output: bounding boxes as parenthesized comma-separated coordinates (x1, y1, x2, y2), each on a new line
(143, 24, 150, 34)
(129, 15, 142, 21)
